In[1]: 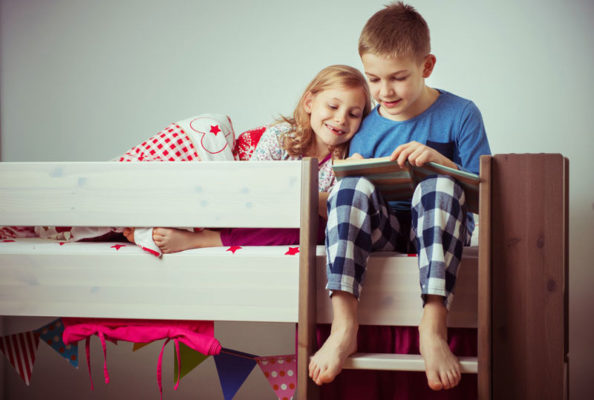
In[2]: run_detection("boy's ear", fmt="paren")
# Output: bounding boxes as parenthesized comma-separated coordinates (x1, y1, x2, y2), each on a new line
(303, 92, 313, 114)
(421, 54, 437, 78)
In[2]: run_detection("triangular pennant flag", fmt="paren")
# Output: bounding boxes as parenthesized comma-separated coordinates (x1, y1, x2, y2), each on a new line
(257, 354, 297, 400)
(132, 342, 151, 352)
(174, 342, 208, 382)
(214, 348, 257, 400)
(36, 318, 78, 368)
(0, 331, 40, 385)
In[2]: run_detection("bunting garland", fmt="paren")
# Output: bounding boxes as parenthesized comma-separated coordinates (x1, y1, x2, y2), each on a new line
(257, 354, 297, 400)
(36, 318, 78, 368)
(173, 342, 208, 382)
(2, 320, 297, 399)
(214, 348, 258, 400)
(0, 330, 40, 385)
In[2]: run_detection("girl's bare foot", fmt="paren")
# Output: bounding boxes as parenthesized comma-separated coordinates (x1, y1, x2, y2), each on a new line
(309, 292, 358, 385)
(123, 228, 135, 243)
(152, 227, 222, 254)
(419, 296, 462, 390)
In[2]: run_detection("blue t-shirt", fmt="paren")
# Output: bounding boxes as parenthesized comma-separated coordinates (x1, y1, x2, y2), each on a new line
(349, 89, 491, 231)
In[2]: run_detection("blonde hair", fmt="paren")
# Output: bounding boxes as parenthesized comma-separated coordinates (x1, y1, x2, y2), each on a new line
(279, 65, 371, 159)
(358, 2, 430, 62)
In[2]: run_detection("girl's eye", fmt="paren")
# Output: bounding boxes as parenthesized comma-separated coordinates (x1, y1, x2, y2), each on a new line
(328, 104, 338, 110)
(350, 113, 361, 119)
(368, 78, 379, 83)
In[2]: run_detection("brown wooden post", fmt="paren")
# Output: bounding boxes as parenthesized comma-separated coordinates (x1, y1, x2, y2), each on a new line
(478, 155, 492, 400)
(490, 154, 569, 399)
(297, 158, 319, 400)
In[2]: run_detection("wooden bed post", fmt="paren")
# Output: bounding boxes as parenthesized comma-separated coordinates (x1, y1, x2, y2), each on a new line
(298, 157, 319, 400)
(478, 155, 492, 400)
(489, 154, 569, 399)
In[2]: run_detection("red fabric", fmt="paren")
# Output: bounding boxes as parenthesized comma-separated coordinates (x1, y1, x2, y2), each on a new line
(219, 216, 326, 246)
(63, 318, 220, 399)
(118, 123, 201, 162)
(234, 126, 266, 161)
(62, 318, 220, 355)
(316, 325, 477, 399)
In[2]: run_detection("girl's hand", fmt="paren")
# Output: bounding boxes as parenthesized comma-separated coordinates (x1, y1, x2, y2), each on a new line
(389, 141, 457, 169)
(347, 153, 364, 160)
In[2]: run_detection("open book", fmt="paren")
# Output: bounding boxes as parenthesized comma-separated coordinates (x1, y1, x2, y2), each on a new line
(332, 156, 480, 213)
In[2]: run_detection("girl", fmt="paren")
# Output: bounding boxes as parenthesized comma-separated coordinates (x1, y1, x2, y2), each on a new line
(123, 64, 371, 252)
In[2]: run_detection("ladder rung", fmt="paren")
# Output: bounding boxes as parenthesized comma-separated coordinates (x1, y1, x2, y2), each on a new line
(342, 353, 478, 373)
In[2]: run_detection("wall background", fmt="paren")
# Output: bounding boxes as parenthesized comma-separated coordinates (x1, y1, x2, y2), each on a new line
(1, 0, 592, 398)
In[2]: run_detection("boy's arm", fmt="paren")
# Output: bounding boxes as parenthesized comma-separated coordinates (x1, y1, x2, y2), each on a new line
(455, 102, 491, 174)
(388, 101, 490, 173)
(389, 141, 459, 169)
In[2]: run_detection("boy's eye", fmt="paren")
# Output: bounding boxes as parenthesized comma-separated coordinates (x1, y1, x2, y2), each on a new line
(393, 76, 407, 81)
(328, 104, 338, 109)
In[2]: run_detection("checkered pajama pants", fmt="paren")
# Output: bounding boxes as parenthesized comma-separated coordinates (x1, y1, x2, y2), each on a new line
(325, 175, 470, 307)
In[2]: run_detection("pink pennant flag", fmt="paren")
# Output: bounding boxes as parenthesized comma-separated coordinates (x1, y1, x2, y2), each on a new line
(0, 331, 40, 386)
(256, 354, 297, 400)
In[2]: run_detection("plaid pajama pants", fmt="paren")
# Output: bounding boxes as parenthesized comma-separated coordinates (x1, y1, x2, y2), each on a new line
(325, 175, 471, 307)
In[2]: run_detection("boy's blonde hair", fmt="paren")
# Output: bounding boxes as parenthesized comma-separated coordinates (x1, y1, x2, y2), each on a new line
(281, 65, 371, 159)
(358, 1, 430, 61)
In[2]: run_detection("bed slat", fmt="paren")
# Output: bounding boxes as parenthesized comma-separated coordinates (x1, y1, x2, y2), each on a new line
(0, 161, 303, 228)
(343, 353, 478, 373)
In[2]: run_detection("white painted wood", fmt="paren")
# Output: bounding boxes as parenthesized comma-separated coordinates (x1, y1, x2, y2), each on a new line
(343, 353, 478, 373)
(0, 161, 302, 228)
(0, 240, 478, 327)
(316, 247, 478, 328)
(0, 240, 299, 322)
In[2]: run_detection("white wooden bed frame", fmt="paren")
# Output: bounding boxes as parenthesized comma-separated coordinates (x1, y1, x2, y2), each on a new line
(0, 155, 569, 399)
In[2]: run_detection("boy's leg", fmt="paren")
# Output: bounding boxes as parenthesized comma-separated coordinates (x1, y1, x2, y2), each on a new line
(411, 175, 469, 390)
(310, 177, 407, 385)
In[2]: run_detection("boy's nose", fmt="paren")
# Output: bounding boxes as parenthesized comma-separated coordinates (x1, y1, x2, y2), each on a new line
(380, 81, 393, 97)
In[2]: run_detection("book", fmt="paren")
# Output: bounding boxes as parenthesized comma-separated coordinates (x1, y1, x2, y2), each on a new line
(332, 156, 480, 213)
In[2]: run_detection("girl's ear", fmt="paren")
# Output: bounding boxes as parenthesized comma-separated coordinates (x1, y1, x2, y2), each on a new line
(421, 54, 437, 78)
(303, 92, 313, 114)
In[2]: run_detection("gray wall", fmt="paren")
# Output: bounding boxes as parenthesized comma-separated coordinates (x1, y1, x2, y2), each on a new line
(1, 0, 593, 398)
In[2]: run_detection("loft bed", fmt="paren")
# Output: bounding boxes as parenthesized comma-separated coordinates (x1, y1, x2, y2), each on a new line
(0, 154, 569, 399)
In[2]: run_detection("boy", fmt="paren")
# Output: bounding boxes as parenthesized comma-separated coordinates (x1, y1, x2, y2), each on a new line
(309, 2, 491, 391)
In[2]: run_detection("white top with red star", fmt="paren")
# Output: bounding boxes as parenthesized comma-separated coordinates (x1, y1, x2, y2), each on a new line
(250, 122, 336, 192)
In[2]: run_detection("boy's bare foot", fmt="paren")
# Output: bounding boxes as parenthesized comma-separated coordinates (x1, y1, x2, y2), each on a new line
(309, 292, 358, 385)
(152, 227, 222, 254)
(419, 295, 462, 391)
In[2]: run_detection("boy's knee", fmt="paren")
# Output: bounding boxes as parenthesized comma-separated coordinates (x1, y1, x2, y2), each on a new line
(332, 176, 376, 196)
(329, 177, 377, 209)
(413, 175, 464, 205)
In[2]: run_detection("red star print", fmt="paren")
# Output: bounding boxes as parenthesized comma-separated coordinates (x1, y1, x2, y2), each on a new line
(210, 125, 221, 135)
(285, 247, 300, 256)
(59, 242, 66, 246)
(226, 246, 242, 254)
(111, 244, 127, 250)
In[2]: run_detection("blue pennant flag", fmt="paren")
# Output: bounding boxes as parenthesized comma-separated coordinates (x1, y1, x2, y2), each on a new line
(214, 348, 257, 400)
(35, 318, 78, 368)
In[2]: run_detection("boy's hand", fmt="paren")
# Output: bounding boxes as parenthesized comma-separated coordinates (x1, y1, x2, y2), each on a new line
(389, 141, 457, 169)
